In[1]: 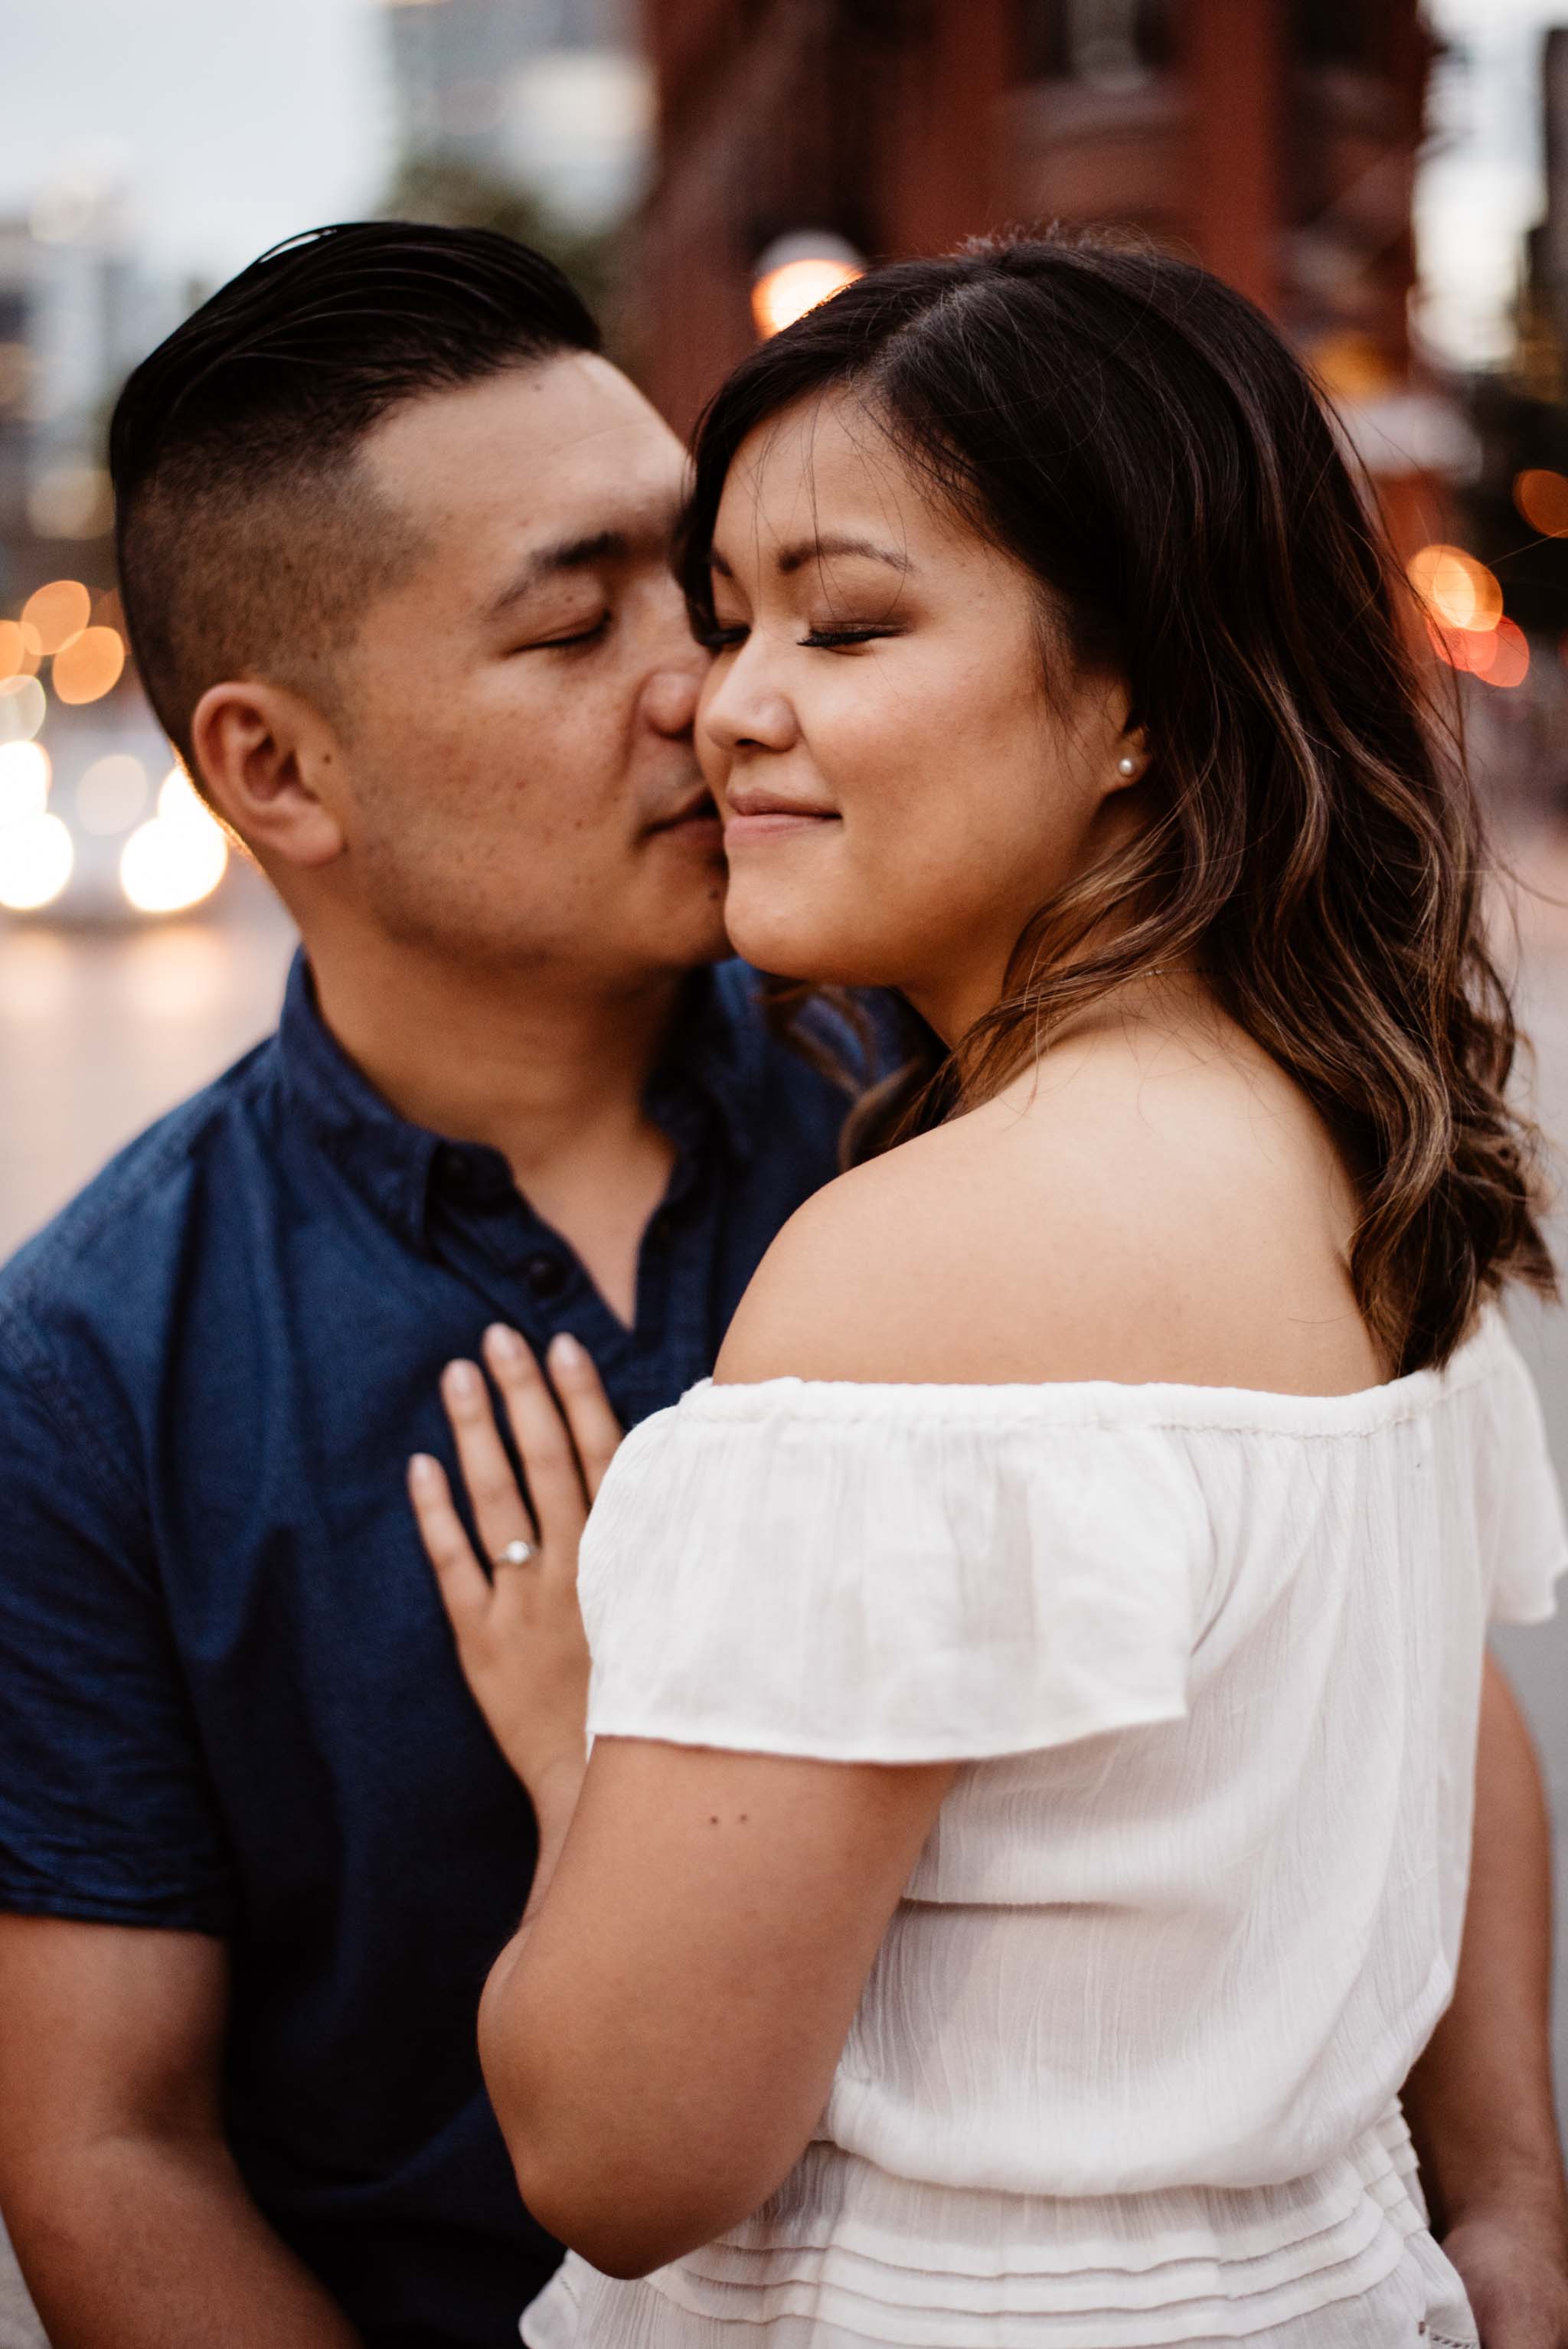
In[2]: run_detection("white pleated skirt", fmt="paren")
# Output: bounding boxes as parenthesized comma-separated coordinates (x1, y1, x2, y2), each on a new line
(520, 2115, 1479, 2349)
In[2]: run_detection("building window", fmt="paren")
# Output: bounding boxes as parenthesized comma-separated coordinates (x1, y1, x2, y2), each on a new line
(1021, 0, 1171, 85)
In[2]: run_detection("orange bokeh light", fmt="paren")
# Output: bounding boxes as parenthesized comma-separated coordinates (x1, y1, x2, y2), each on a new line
(752, 256, 863, 339)
(1427, 616, 1498, 676)
(1514, 469, 1568, 537)
(51, 626, 126, 705)
(1479, 616, 1529, 689)
(0, 621, 41, 682)
(1406, 544, 1503, 634)
(21, 579, 90, 657)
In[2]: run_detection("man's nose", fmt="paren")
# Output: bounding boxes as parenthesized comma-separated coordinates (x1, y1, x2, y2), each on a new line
(643, 656, 704, 740)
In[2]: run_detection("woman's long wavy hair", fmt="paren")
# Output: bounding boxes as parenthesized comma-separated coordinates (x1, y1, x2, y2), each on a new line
(679, 231, 1557, 1374)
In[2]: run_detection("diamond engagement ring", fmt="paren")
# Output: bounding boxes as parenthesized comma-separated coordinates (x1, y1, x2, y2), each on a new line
(493, 1538, 537, 1568)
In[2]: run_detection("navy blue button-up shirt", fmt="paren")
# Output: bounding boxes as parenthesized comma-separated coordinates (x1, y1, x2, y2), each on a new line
(0, 952, 858, 2348)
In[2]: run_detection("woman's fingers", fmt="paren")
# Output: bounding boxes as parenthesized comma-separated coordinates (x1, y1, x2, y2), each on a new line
(482, 1325, 589, 1551)
(547, 1333, 623, 1501)
(407, 1452, 492, 1631)
(439, 1357, 537, 1567)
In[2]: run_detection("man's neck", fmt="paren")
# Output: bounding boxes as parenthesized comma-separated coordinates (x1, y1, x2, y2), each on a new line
(302, 929, 697, 1328)
(304, 927, 688, 1181)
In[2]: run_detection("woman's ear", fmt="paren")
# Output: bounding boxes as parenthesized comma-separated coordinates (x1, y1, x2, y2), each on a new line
(189, 679, 348, 870)
(1111, 720, 1150, 789)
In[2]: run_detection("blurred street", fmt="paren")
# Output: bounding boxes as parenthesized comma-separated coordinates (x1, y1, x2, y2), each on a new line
(0, 879, 297, 1264)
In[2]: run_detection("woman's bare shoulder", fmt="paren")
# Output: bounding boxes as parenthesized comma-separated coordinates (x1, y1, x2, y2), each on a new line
(714, 1011, 1380, 1394)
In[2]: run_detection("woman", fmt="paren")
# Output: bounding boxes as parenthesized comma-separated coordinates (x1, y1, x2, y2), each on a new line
(408, 234, 1566, 2343)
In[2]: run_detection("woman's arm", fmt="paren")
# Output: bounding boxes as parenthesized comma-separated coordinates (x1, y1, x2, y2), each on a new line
(407, 1322, 955, 2279)
(479, 1737, 952, 2278)
(1403, 1654, 1568, 2347)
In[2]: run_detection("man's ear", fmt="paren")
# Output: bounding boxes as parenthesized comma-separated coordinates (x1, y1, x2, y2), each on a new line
(188, 679, 348, 870)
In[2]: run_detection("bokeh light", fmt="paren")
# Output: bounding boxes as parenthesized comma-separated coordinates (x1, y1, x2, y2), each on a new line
(1514, 469, 1568, 537)
(158, 767, 207, 823)
(1407, 544, 1504, 634)
(750, 235, 864, 340)
(1481, 616, 1530, 689)
(0, 675, 47, 746)
(0, 742, 51, 825)
(77, 753, 149, 837)
(21, 580, 90, 656)
(0, 813, 74, 912)
(1427, 616, 1499, 676)
(121, 773, 229, 913)
(51, 626, 126, 705)
(0, 622, 41, 683)
(752, 256, 863, 338)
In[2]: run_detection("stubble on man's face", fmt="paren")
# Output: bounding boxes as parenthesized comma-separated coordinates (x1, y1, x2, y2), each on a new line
(325, 354, 728, 985)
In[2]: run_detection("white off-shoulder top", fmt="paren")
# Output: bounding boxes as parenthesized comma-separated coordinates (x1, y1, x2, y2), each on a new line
(523, 1310, 1567, 2349)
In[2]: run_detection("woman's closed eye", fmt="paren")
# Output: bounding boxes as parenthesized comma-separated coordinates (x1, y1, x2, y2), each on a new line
(695, 621, 902, 653)
(800, 624, 901, 650)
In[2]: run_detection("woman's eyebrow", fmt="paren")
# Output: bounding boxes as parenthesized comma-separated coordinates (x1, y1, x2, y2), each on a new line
(707, 536, 913, 580)
(776, 534, 913, 576)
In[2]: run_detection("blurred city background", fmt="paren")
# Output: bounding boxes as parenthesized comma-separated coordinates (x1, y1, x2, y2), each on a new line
(1, 5, 1567, 2321)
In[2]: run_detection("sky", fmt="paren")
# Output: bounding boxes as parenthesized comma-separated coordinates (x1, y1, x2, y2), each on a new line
(0, 1, 1565, 367)
(1417, 0, 1568, 365)
(0, 0, 391, 299)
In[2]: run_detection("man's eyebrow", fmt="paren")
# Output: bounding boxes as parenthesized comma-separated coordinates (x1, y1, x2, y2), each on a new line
(707, 535, 912, 580)
(487, 519, 675, 620)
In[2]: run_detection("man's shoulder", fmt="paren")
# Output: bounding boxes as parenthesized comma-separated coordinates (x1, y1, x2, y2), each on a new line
(0, 1032, 281, 1363)
(711, 962, 901, 1099)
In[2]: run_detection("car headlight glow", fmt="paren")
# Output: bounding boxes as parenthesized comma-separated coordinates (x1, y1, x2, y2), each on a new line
(0, 811, 74, 910)
(120, 802, 229, 914)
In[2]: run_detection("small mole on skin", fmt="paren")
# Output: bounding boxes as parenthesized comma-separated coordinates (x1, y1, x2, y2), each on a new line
(738, 1814, 749, 1823)
(708, 1815, 719, 1825)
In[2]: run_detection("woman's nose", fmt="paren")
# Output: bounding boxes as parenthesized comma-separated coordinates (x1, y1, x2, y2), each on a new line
(699, 653, 799, 756)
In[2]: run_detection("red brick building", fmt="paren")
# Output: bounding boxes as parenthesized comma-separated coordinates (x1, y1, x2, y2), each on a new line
(630, 0, 1433, 449)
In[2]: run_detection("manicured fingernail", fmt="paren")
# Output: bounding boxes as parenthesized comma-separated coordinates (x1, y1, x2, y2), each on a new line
(486, 1324, 524, 1361)
(549, 1331, 584, 1370)
(409, 1454, 439, 1491)
(444, 1359, 480, 1397)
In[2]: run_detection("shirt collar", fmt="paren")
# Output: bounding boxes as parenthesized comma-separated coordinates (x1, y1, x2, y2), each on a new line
(276, 952, 446, 1247)
(276, 950, 769, 1250)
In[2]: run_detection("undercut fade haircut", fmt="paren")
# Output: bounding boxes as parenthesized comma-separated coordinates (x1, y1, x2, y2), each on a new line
(110, 222, 601, 769)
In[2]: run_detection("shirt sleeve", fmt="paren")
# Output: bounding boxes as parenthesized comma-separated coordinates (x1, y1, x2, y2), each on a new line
(580, 1384, 1210, 1764)
(1481, 1325, 1568, 1628)
(0, 1315, 237, 1933)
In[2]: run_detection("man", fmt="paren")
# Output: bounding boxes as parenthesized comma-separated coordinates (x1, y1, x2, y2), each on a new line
(0, 224, 1560, 2349)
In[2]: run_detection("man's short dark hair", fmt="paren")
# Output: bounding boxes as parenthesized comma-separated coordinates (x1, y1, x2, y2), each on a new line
(110, 222, 602, 767)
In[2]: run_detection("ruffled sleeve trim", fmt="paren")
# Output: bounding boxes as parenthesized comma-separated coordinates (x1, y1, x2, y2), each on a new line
(580, 1388, 1212, 1765)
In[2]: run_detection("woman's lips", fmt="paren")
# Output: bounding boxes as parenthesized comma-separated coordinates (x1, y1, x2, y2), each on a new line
(723, 809, 840, 846)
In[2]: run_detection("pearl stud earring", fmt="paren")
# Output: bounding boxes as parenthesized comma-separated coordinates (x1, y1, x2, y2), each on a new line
(1117, 753, 1140, 778)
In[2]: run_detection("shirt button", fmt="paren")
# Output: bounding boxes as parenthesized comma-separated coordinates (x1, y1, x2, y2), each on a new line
(525, 1253, 570, 1301)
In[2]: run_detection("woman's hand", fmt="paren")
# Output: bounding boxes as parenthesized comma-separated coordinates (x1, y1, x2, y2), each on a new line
(407, 1326, 621, 1803)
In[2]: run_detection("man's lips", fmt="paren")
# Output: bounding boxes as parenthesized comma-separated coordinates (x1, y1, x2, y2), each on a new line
(645, 789, 723, 839)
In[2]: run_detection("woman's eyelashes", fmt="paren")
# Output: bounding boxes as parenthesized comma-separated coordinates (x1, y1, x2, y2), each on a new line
(695, 619, 902, 653)
(800, 624, 901, 650)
